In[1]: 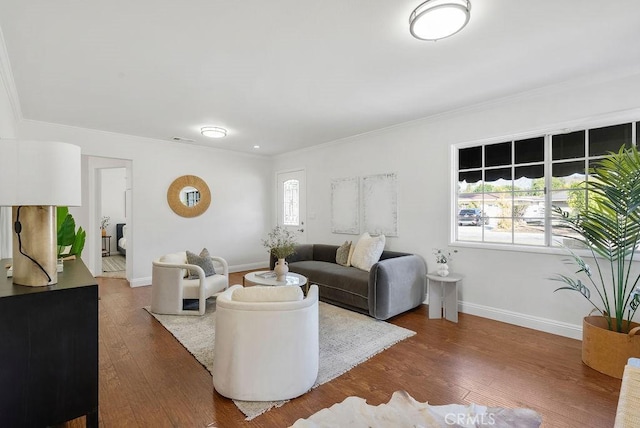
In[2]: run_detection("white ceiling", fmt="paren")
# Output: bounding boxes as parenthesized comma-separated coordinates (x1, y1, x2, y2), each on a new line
(1, 1, 639, 155)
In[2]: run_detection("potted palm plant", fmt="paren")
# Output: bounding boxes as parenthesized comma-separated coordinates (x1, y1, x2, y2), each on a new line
(552, 146, 640, 378)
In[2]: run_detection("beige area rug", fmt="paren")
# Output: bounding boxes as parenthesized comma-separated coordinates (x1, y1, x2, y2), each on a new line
(145, 301, 415, 421)
(291, 390, 543, 428)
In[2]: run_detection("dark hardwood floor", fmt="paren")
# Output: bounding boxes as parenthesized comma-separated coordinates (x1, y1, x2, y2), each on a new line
(67, 271, 621, 427)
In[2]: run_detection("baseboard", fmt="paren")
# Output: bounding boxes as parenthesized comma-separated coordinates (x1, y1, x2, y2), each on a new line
(130, 277, 151, 288)
(458, 301, 582, 340)
(228, 262, 268, 273)
(128, 263, 268, 289)
(130, 275, 581, 338)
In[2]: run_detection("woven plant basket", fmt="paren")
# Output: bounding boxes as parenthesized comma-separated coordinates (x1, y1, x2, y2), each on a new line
(582, 316, 640, 379)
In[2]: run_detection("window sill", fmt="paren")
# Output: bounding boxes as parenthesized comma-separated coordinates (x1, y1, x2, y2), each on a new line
(450, 240, 640, 261)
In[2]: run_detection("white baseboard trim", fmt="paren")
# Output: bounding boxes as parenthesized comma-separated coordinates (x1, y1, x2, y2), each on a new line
(127, 263, 268, 289)
(459, 301, 582, 340)
(130, 277, 151, 288)
(229, 262, 268, 273)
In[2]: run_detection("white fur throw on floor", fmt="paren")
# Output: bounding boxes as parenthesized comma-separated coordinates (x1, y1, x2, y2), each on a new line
(290, 390, 542, 428)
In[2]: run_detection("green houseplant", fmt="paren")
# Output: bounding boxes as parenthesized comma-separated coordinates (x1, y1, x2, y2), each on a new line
(57, 206, 86, 258)
(552, 145, 640, 378)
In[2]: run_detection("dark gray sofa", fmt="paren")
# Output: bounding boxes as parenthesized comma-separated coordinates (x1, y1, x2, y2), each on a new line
(270, 244, 426, 320)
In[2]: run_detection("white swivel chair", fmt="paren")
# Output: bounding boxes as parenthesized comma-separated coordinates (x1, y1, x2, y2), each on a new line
(213, 284, 319, 401)
(615, 358, 640, 427)
(151, 252, 229, 316)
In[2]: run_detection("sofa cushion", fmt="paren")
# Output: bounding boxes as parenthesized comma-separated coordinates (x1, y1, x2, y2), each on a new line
(347, 243, 355, 266)
(288, 260, 370, 312)
(313, 244, 340, 263)
(336, 241, 352, 266)
(232, 285, 303, 302)
(351, 233, 386, 272)
(182, 274, 228, 299)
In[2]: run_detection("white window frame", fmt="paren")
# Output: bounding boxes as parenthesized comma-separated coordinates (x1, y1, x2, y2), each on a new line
(283, 178, 300, 226)
(451, 110, 640, 255)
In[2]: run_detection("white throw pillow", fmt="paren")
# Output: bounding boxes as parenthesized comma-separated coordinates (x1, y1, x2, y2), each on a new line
(232, 285, 303, 302)
(350, 232, 386, 272)
(346, 242, 356, 267)
(160, 252, 188, 278)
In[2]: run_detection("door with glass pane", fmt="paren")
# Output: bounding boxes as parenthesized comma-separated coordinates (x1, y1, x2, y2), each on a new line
(276, 169, 306, 244)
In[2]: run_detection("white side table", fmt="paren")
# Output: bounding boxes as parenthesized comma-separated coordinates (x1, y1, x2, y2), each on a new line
(427, 272, 463, 323)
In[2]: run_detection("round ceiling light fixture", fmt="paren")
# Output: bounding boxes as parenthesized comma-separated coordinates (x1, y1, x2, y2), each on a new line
(200, 126, 228, 138)
(409, 0, 471, 41)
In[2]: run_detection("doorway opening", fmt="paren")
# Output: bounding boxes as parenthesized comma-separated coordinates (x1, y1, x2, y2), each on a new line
(86, 156, 132, 281)
(99, 167, 127, 278)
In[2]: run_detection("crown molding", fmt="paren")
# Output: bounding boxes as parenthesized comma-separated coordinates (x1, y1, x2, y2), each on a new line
(0, 25, 23, 122)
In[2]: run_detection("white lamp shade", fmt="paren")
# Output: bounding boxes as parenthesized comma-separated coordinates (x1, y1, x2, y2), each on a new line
(0, 140, 81, 206)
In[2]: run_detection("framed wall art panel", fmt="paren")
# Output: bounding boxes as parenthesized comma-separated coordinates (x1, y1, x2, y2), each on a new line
(331, 177, 360, 234)
(362, 173, 398, 237)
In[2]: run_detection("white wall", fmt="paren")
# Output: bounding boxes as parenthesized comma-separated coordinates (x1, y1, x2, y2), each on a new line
(8, 64, 640, 338)
(0, 85, 15, 137)
(16, 120, 273, 285)
(0, 65, 17, 259)
(272, 71, 640, 339)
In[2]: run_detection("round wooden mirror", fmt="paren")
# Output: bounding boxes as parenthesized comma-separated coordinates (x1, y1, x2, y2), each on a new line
(167, 175, 211, 217)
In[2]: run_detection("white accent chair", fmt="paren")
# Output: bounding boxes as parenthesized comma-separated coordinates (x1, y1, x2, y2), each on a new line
(151, 252, 229, 316)
(615, 358, 640, 427)
(213, 284, 319, 401)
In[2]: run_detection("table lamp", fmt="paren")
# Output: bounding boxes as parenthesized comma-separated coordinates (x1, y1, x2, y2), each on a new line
(0, 140, 81, 286)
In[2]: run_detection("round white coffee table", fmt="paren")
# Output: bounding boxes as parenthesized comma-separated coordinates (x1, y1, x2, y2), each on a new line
(243, 271, 308, 293)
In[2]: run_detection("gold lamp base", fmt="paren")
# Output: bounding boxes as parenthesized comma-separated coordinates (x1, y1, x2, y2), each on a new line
(11, 206, 57, 287)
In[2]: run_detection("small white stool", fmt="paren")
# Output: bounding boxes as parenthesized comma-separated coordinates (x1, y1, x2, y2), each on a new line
(427, 272, 463, 323)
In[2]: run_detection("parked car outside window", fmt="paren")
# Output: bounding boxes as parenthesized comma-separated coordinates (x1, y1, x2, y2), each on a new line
(458, 208, 486, 226)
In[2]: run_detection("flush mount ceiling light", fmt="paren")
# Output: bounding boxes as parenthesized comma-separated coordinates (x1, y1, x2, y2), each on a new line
(200, 126, 227, 138)
(409, 0, 471, 41)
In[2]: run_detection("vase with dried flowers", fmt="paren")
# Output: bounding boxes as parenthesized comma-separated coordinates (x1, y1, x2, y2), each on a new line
(100, 216, 110, 236)
(433, 248, 457, 277)
(262, 226, 298, 281)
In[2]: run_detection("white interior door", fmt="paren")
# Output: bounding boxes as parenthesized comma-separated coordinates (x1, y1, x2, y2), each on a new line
(277, 169, 306, 244)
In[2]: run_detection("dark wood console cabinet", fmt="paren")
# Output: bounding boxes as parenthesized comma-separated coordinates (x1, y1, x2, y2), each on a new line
(0, 258, 98, 427)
